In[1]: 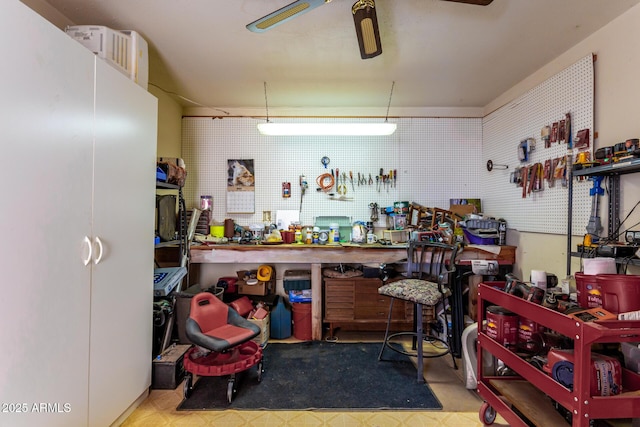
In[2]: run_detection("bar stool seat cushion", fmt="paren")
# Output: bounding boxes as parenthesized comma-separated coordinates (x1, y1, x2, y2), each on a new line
(378, 279, 450, 306)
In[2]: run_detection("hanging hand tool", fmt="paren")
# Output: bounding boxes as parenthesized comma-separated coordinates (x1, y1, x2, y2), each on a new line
(321, 156, 330, 169)
(368, 173, 373, 186)
(379, 168, 384, 192)
(586, 175, 604, 242)
(327, 194, 353, 201)
(337, 172, 347, 195)
(376, 175, 380, 192)
(357, 172, 361, 187)
(388, 170, 393, 191)
(349, 171, 354, 191)
(527, 164, 537, 194)
(534, 163, 544, 192)
(369, 202, 379, 222)
(393, 169, 397, 187)
(521, 165, 528, 198)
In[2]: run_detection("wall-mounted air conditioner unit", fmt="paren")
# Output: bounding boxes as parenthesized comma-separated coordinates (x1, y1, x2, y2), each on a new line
(65, 25, 148, 90)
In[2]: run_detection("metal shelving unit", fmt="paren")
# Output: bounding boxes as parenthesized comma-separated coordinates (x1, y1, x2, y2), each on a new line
(568, 158, 640, 274)
(154, 181, 188, 357)
(156, 181, 188, 267)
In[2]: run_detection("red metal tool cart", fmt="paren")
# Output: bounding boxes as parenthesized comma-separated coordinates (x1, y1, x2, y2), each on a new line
(477, 282, 640, 426)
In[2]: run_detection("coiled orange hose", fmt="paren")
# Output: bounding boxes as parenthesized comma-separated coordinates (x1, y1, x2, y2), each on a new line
(316, 173, 335, 192)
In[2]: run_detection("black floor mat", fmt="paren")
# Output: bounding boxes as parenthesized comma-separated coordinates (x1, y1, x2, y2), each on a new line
(177, 341, 442, 411)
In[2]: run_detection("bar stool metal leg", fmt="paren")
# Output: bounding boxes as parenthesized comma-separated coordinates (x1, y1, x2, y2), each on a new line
(415, 302, 424, 383)
(378, 297, 395, 361)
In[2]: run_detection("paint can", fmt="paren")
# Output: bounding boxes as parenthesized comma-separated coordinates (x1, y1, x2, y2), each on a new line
(485, 306, 519, 348)
(518, 317, 545, 353)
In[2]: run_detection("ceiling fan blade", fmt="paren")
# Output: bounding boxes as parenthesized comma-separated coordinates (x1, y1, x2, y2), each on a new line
(352, 0, 382, 59)
(247, 0, 331, 33)
(442, 0, 494, 5)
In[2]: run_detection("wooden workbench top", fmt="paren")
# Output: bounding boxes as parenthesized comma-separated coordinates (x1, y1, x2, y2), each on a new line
(189, 242, 516, 265)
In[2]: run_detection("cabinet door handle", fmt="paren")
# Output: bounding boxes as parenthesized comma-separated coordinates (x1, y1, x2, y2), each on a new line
(82, 236, 93, 266)
(94, 236, 104, 265)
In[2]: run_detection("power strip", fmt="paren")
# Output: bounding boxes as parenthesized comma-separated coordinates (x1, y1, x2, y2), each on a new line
(596, 244, 639, 258)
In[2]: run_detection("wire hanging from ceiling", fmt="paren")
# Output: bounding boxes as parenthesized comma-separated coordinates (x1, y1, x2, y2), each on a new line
(263, 81, 270, 123)
(148, 82, 230, 116)
(385, 81, 395, 123)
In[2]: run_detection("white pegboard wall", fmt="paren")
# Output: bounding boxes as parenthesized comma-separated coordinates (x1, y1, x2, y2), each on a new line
(181, 117, 482, 229)
(482, 54, 594, 235)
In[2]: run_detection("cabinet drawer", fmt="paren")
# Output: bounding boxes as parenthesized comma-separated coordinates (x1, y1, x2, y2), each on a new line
(356, 292, 391, 306)
(324, 308, 354, 320)
(325, 301, 354, 310)
(355, 301, 406, 320)
(354, 279, 383, 294)
(324, 279, 355, 321)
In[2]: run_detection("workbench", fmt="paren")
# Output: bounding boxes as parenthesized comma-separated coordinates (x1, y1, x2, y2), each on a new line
(190, 243, 516, 355)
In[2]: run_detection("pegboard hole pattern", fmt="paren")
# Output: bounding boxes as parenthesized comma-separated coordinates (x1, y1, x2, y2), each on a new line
(181, 117, 483, 228)
(482, 54, 594, 235)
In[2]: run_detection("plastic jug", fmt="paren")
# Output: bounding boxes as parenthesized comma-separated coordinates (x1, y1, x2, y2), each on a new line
(270, 296, 292, 339)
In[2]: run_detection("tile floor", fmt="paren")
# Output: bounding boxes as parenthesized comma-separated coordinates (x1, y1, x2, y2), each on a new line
(123, 332, 508, 427)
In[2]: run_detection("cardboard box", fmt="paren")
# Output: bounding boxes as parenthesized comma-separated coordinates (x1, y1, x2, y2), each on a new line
(238, 280, 274, 296)
(236, 270, 257, 281)
(567, 307, 617, 322)
(248, 313, 270, 347)
(449, 204, 478, 219)
(152, 344, 191, 389)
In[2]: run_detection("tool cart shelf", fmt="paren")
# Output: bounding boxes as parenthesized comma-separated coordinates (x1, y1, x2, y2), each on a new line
(477, 282, 640, 427)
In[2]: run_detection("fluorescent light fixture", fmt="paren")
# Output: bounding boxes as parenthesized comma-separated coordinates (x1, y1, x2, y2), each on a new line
(257, 122, 396, 136)
(246, 0, 330, 33)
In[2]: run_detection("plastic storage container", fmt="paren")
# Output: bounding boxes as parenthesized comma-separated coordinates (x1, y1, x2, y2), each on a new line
(575, 272, 601, 308)
(597, 274, 640, 314)
(465, 219, 501, 229)
(463, 228, 498, 245)
(288, 289, 312, 303)
(283, 270, 311, 291)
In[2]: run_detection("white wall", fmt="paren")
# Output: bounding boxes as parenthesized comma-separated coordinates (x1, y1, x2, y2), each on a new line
(485, 3, 640, 279)
(21, 0, 184, 161)
(181, 117, 483, 228)
(149, 85, 183, 158)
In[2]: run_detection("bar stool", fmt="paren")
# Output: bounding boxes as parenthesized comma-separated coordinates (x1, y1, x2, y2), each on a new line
(377, 240, 459, 383)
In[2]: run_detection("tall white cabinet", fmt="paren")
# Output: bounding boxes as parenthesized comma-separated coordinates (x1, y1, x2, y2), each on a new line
(0, 2, 157, 426)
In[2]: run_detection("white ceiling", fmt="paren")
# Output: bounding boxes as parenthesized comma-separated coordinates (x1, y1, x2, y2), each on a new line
(38, 0, 640, 115)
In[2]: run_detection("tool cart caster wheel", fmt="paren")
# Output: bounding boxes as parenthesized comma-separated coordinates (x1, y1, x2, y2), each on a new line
(257, 359, 264, 383)
(183, 374, 193, 399)
(480, 402, 496, 425)
(227, 378, 236, 403)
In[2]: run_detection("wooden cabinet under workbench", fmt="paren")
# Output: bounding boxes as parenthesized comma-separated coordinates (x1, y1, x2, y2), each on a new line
(323, 277, 419, 337)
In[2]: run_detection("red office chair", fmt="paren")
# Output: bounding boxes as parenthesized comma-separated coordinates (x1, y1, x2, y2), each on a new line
(182, 292, 264, 403)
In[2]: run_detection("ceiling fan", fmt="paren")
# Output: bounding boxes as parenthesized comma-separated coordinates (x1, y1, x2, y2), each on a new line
(246, 0, 494, 60)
